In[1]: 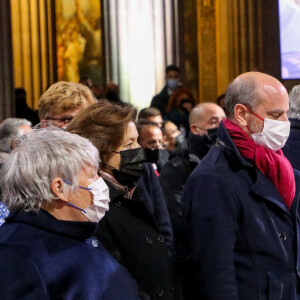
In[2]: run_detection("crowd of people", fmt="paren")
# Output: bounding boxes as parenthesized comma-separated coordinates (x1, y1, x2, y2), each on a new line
(0, 66, 300, 299)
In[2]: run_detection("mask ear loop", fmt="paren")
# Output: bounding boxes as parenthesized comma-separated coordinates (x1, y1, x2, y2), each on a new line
(67, 202, 86, 214)
(244, 106, 264, 134)
(61, 179, 88, 213)
(244, 106, 264, 121)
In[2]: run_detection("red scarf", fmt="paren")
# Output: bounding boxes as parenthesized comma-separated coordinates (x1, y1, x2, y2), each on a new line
(223, 119, 295, 209)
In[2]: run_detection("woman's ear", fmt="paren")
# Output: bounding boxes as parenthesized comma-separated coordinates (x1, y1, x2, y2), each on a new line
(234, 104, 249, 127)
(51, 178, 69, 202)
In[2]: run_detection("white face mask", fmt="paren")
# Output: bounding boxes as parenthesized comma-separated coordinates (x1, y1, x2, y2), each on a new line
(251, 118, 290, 151)
(81, 177, 110, 223)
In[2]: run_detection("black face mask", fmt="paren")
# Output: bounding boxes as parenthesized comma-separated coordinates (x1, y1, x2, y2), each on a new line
(179, 98, 195, 110)
(207, 127, 218, 144)
(111, 147, 146, 188)
(144, 148, 160, 163)
(188, 133, 212, 159)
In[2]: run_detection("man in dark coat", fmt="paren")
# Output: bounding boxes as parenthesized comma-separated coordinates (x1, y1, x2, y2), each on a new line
(159, 103, 225, 260)
(159, 103, 225, 299)
(182, 72, 300, 299)
(283, 84, 300, 170)
(151, 65, 180, 116)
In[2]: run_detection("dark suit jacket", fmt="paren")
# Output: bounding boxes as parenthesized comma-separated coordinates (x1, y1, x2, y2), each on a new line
(0, 210, 139, 299)
(181, 122, 300, 299)
(151, 86, 170, 116)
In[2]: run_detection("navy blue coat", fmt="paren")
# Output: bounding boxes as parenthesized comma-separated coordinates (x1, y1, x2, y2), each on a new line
(182, 122, 300, 300)
(283, 118, 300, 171)
(0, 210, 139, 300)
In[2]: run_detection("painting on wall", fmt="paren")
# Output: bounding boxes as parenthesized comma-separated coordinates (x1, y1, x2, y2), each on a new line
(55, 0, 103, 86)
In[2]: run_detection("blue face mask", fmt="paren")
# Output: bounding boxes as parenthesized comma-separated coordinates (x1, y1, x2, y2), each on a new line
(167, 79, 180, 90)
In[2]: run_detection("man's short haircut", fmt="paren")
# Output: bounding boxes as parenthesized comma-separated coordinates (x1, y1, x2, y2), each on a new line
(38, 81, 96, 119)
(0, 118, 32, 152)
(165, 64, 180, 74)
(288, 85, 300, 120)
(138, 107, 162, 120)
(136, 121, 161, 144)
(225, 76, 260, 119)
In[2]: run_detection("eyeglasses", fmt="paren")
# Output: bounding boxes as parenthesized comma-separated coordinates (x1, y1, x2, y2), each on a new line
(46, 116, 74, 124)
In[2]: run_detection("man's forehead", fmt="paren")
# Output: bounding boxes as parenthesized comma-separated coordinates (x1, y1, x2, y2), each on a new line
(142, 126, 162, 136)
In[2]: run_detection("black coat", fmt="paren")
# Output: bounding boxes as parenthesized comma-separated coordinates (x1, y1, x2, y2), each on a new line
(181, 122, 300, 299)
(159, 134, 212, 261)
(159, 134, 212, 300)
(150, 86, 170, 116)
(94, 166, 181, 300)
(137, 163, 173, 245)
(283, 118, 300, 170)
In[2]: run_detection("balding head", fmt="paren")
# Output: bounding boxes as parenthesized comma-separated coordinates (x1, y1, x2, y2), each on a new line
(225, 72, 287, 120)
(228, 72, 289, 137)
(189, 102, 225, 135)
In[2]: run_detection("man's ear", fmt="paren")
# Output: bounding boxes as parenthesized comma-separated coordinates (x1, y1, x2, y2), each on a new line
(190, 125, 198, 135)
(51, 178, 69, 202)
(234, 104, 249, 127)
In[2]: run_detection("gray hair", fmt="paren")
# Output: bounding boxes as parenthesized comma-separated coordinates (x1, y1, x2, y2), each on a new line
(288, 85, 300, 119)
(0, 128, 99, 213)
(225, 76, 260, 119)
(0, 118, 32, 152)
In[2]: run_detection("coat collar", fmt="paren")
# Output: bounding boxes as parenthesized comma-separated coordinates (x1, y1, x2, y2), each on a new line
(6, 209, 97, 240)
(217, 121, 253, 169)
(218, 121, 299, 216)
(289, 118, 300, 130)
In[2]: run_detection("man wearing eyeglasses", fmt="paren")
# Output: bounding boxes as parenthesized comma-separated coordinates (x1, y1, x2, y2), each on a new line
(38, 81, 96, 129)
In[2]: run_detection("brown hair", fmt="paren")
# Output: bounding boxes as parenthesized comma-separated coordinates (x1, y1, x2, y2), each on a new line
(166, 87, 195, 113)
(67, 101, 137, 171)
(138, 107, 161, 120)
(38, 81, 96, 119)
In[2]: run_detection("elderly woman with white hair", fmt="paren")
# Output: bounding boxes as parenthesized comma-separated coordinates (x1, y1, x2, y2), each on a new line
(0, 129, 139, 299)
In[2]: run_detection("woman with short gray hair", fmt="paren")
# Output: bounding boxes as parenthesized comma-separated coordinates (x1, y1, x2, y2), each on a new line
(0, 129, 138, 299)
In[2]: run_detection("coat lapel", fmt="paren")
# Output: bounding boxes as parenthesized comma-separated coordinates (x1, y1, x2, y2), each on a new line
(250, 170, 291, 216)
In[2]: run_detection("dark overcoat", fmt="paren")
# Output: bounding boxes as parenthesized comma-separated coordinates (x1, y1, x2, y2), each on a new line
(150, 86, 170, 116)
(181, 122, 300, 300)
(283, 118, 300, 170)
(0, 210, 139, 299)
(94, 164, 180, 300)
